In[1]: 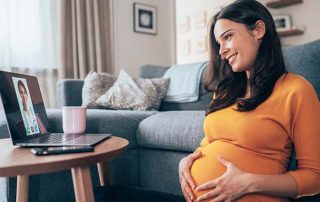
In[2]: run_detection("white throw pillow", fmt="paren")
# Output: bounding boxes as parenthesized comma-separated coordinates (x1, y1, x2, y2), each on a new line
(82, 71, 116, 107)
(95, 70, 170, 110)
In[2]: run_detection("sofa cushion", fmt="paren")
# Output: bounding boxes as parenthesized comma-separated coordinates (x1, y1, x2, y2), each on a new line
(139, 149, 186, 196)
(139, 65, 170, 78)
(137, 111, 205, 152)
(47, 109, 157, 149)
(82, 71, 116, 107)
(96, 70, 170, 111)
(56, 79, 84, 108)
(140, 64, 212, 111)
(0, 111, 9, 139)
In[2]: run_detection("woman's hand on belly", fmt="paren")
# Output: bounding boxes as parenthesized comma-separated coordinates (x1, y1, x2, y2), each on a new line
(179, 152, 203, 202)
(196, 155, 252, 202)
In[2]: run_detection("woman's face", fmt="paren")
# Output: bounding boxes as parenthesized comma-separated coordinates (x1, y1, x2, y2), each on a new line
(214, 19, 262, 73)
(18, 85, 28, 105)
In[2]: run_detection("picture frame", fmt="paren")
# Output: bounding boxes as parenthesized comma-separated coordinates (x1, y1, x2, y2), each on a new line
(194, 36, 208, 53)
(273, 15, 292, 31)
(178, 16, 190, 33)
(133, 3, 157, 35)
(194, 11, 207, 29)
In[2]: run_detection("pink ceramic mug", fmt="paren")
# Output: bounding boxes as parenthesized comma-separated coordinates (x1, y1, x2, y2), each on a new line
(62, 106, 87, 134)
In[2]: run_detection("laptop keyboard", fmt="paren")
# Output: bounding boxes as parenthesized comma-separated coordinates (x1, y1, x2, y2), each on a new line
(26, 133, 83, 144)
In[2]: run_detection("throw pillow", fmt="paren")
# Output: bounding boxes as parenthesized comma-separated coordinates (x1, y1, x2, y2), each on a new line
(82, 71, 116, 107)
(95, 70, 170, 111)
(136, 78, 170, 110)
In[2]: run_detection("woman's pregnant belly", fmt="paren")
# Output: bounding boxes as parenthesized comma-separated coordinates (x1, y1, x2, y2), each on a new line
(190, 141, 288, 202)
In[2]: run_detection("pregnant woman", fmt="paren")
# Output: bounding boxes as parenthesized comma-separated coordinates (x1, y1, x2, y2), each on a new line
(179, 0, 320, 202)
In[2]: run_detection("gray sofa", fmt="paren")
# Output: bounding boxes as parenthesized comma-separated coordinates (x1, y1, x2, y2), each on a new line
(0, 39, 320, 202)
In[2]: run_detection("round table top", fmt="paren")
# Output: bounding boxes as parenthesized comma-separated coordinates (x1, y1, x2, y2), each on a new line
(0, 136, 129, 177)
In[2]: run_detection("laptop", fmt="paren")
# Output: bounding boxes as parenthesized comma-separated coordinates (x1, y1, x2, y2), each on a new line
(0, 70, 111, 147)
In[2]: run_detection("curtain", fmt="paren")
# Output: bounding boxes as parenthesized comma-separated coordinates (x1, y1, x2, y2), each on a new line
(59, 0, 113, 79)
(0, 0, 58, 108)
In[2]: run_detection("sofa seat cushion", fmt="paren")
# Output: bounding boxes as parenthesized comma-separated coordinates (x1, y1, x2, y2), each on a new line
(47, 109, 157, 149)
(137, 111, 205, 152)
(139, 149, 187, 195)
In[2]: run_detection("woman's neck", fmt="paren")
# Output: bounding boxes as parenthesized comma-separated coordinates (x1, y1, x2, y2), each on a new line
(245, 84, 251, 98)
(23, 104, 29, 113)
(245, 70, 252, 98)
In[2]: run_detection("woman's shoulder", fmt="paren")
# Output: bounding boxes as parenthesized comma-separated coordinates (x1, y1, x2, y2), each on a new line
(277, 72, 317, 98)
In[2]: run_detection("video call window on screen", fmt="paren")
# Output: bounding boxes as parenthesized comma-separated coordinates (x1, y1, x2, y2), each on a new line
(12, 77, 40, 136)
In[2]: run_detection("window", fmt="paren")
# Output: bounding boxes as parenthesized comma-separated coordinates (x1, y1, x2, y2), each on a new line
(0, 0, 57, 69)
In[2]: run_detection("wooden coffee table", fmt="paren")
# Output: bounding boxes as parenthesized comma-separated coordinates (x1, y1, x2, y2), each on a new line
(0, 136, 128, 202)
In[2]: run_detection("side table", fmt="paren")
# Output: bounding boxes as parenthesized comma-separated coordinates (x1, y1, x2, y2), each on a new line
(0, 136, 129, 202)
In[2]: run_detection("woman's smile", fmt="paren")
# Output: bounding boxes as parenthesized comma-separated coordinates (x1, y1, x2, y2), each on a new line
(227, 53, 238, 65)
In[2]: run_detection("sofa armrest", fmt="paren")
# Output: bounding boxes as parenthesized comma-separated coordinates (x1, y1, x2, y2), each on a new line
(56, 79, 84, 108)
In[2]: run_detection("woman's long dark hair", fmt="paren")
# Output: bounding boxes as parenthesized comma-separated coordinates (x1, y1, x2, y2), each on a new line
(18, 80, 27, 94)
(205, 0, 286, 115)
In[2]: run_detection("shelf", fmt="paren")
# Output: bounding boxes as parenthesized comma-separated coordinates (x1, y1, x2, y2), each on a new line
(277, 29, 304, 37)
(266, 0, 303, 8)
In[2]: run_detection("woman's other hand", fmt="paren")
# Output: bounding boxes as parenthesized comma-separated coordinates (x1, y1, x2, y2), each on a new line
(179, 152, 202, 202)
(196, 155, 253, 202)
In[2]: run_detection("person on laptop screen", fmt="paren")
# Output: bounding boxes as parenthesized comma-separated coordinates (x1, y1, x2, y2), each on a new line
(13, 78, 40, 136)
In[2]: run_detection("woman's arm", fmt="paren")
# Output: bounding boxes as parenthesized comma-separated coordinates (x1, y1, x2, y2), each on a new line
(247, 172, 297, 197)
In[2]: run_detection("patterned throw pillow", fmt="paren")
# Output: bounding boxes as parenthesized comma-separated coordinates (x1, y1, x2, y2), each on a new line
(95, 70, 170, 111)
(82, 71, 116, 107)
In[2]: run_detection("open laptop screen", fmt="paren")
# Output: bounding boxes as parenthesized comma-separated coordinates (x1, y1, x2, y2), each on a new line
(0, 71, 49, 144)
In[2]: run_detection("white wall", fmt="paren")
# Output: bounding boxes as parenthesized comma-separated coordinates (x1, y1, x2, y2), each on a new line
(175, 0, 320, 64)
(175, 0, 234, 64)
(110, 0, 176, 77)
(259, 0, 320, 46)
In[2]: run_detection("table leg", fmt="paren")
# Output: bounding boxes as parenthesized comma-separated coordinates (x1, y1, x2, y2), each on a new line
(71, 166, 94, 202)
(16, 175, 29, 202)
(97, 162, 112, 186)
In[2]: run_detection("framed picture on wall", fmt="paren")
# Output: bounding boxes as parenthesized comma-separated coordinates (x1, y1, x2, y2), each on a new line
(194, 11, 207, 29)
(194, 36, 208, 53)
(178, 16, 190, 33)
(273, 15, 292, 31)
(134, 3, 157, 35)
